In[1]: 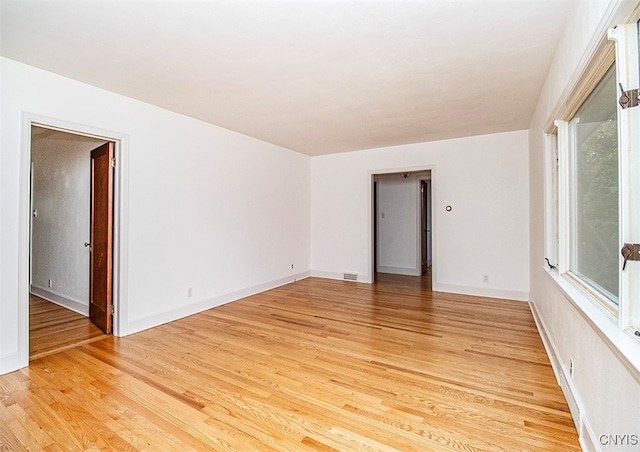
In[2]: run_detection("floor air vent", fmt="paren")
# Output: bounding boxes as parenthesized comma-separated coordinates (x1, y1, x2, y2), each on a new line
(343, 273, 358, 281)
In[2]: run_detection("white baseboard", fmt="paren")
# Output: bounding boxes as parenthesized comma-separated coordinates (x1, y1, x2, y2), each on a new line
(377, 266, 421, 276)
(309, 272, 527, 300)
(529, 301, 600, 451)
(310, 270, 373, 283)
(122, 272, 310, 336)
(30, 285, 89, 316)
(433, 282, 529, 302)
(580, 416, 599, 452)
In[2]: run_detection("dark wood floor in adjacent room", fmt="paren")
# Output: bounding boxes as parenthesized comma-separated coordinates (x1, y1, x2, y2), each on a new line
(1, 274, 579, 451)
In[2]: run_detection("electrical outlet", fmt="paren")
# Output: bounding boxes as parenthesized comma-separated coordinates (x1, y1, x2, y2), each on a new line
(48, 279, 53, 288)
(187, 288, 193, 298)
(569, 358, 574, 378)
(483, 275, 489, 283)
(291, 264, 294, 269)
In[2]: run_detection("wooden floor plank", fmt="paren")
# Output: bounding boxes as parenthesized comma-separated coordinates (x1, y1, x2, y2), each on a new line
(29, 294, 108, 360)
(1, 274, 580, 451)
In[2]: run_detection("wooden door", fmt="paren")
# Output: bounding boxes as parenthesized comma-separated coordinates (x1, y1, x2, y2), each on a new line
(89, 142, 114, 333)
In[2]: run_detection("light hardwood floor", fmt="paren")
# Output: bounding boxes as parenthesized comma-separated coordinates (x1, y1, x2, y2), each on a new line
(1, 275, 579, 451)
(29, 294, 108, 361)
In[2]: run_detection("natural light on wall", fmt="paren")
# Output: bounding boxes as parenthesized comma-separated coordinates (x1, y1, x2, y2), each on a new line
(549, 21, 640, 338)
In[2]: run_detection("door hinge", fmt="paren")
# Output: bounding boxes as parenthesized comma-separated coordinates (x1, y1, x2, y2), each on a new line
(618, 84, 639, 109)
(109, 158, 116, 168)
(108, 305, 114, 315)
(621, 243, 640, 270)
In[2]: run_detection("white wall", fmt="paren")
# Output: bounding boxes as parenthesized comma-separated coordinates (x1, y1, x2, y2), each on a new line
(310, 130, 530, 301)
(0, 57, 311, 374)
(529, 0, 640, 450)
(376, 173, 420, 276)
(30, 130, 106, 315)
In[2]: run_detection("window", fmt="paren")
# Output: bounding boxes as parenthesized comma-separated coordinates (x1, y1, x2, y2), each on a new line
(552, 22, 640, 335)
(568, 65, 619, 306)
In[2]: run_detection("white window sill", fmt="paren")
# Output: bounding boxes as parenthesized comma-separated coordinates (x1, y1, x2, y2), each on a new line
(544, 266, 640, 376)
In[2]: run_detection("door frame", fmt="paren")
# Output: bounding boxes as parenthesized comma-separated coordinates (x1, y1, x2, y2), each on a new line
(419, 178, 433, 270)
(369, 166, 436, 283)
(420, 179, 428, 275)
(18, 113, 129, 367)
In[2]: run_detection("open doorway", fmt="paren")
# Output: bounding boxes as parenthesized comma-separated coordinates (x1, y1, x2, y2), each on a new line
(29, 126, 115, 359)
(372, 170, 433, 287)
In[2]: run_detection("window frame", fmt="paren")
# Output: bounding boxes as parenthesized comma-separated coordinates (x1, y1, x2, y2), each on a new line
(611, 22, 640, 332)
(547, 22, 640, 344)
(567, 64, 620, 310)
(543, 129, 559, 271)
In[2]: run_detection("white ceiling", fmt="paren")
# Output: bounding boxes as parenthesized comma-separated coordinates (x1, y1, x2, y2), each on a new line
(1, 0, 576, 156)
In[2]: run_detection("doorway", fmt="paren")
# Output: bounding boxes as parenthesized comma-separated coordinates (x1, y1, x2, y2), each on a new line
(372, 169, 433, 286)
(28, 124, 119, 359)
